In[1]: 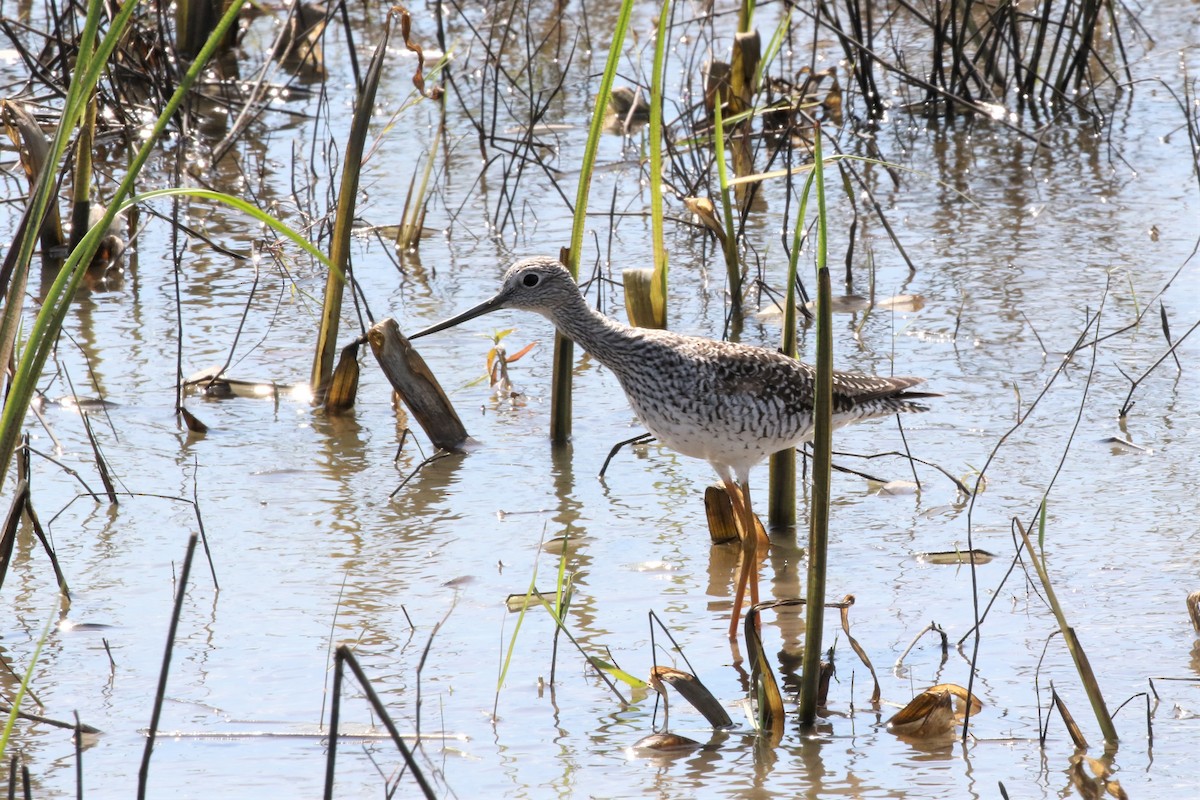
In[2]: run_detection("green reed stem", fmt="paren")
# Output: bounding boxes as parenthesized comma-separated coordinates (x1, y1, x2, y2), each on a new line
(311, 11, 392, 405)
(0, 595, 59, 758)
(798, 125, 831, 728)
(1019, 506, 1119, 746)
(712, 94, 743, 313)
(553, 0, 635, 444)
(647, 0, 672, 327)
(767, 161, 816, 528)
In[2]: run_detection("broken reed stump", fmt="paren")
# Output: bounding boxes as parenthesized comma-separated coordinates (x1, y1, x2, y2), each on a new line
(367, 318, 469, 452)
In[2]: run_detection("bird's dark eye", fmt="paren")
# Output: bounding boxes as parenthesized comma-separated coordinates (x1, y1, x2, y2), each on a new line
(522, 273, 540, 287)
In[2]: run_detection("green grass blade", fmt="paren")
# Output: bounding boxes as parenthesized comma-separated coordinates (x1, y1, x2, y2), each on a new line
(0, 595, 60, 757)
(0, 0, 247, 493)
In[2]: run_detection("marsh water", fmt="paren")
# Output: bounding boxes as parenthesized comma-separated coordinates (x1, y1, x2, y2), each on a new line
(3, 1, 1200, 797)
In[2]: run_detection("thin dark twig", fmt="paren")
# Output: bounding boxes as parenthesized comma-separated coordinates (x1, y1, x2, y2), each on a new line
(323, 639, 344, 800)
(960, 303, 1104, 740)
(137, 532, 199, 800)
(1119, 313, 1200, 416)
(390, 451, 455, 497)
(597, 432, 654, 479)
(332, 646, 438, 800)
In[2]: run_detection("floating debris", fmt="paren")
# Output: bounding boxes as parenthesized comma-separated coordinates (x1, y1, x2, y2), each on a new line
(182, 366, 296, 400)
(627, 732, 703, 753)
(918, 549, 995, 565)
(504, 591, 560, 613)
(876, 294, 927, 312)
(887, 684, 980, 738)
(1101, 436, 1151, 454)
(868, 479, 919, 495)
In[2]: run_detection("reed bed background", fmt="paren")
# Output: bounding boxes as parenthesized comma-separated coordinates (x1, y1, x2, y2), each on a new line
(0, 0, 1198, 795)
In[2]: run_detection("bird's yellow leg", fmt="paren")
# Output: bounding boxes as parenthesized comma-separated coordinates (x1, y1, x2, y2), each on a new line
(724, 479, 762, 638)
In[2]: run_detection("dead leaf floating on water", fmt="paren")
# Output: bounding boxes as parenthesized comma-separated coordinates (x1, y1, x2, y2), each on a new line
(887, 684, 981, 738)
(1101, 436, 1151, 454)
(180, 407, 208, 434)
(805, 294, 871, 314)
(182, 366, 295, 400)
(868, 479, 919, 495)
(918, 549, 995, 565)
(628, 732, 703, 753)
(541, 536, 571, 556)
(876, 294, 926, 312)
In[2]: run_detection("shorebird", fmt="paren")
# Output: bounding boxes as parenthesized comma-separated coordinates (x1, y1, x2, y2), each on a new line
(410, 256, 934, 637)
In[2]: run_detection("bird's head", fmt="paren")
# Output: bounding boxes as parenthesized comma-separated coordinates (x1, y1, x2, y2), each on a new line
(409, 256, 577, 339)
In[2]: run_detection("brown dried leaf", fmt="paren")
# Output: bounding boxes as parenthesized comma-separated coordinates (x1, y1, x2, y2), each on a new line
(887, 690, 955, 737)
(504, 591, 560, 613)
(745, 605, 785, 738)
(703, 485, 739, 544)
(887, 684, 981, 737)
(1187, 590, 1200, 634)
(398, 6, 443, 100)
(629, 732, 702, 752)
(838, 595, 881, 705)
(682, 196, 727, 244)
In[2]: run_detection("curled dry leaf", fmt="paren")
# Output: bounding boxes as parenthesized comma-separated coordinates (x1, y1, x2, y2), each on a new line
(182, 366, 295, 400)
(704, 484, 740, 544)
(180, 407, 208, 434)
(682, 196, 727, 244)
(397, 6, 443, 100)
(744, 605, 785, 738)
(1102, 436, 1151, 454)
(649, 666, 733, 728)
(887, 684, 981, 738)
(541, 536, 571, 556)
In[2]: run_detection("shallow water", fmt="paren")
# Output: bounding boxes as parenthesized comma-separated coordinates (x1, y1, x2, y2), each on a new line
(3, 1, 1200, 797)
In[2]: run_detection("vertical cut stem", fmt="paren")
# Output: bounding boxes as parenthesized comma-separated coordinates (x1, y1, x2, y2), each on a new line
(798, 126, 831, 728)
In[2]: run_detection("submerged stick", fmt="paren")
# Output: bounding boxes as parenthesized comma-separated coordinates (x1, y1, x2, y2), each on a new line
(367, 319, 469, 452)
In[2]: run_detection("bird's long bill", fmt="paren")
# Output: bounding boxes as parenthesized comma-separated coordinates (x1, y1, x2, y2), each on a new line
(408, 294, 505, 340)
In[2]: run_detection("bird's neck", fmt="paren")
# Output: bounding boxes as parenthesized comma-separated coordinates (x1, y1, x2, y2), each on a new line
(540, 290, 640, 369)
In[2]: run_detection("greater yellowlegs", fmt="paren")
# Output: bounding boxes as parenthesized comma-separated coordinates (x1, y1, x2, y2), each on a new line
(411, 256, 935, 636)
